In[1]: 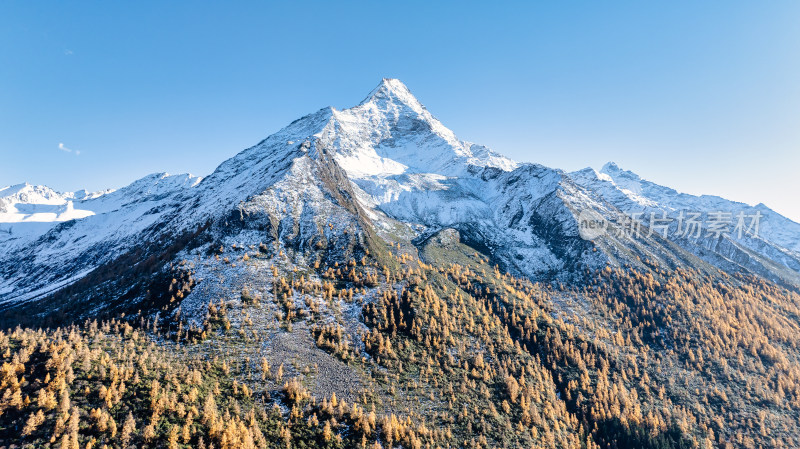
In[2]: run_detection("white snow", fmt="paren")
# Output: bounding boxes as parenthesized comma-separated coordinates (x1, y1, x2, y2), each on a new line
(322, 78, 518, 178)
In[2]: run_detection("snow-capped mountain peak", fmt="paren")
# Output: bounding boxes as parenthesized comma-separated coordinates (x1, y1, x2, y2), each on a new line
(3, 79, 800, 309)
(358, 78, 426, 114)
(599, 161, 648, 195)
(600, 161, 632, 176)
(0, 183, 96, 220)
(321, 79, 517, 178)
(0, 183, 66, 212)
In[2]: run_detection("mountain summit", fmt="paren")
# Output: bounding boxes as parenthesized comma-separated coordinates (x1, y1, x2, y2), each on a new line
(358, 78, 426, 110)
(325, 78, 517, 178)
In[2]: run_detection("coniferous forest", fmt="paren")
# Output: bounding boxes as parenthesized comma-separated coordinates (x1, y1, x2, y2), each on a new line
(2, 235, 799, 449)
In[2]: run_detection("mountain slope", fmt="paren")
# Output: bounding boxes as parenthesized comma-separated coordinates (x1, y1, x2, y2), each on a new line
(570, 163, 800, 286)
(0, 174, 202, 302)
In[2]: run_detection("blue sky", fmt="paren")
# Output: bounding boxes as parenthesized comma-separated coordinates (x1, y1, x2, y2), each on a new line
(2, 1, 799, 220)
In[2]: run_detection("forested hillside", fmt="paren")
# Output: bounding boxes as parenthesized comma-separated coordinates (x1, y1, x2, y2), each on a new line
(2, 234, 798, 448)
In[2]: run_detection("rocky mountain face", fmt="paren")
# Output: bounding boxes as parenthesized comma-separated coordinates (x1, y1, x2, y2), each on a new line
(1, 79, 798, 318)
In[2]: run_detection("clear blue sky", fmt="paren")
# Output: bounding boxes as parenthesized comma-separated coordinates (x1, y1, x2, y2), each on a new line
(2, 1, 799, 220)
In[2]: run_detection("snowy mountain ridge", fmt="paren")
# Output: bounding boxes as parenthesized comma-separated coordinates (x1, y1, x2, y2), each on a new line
(0, 173, 201, 250)
(2, 79, 799, 312)
(571, 161, 800, 254)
